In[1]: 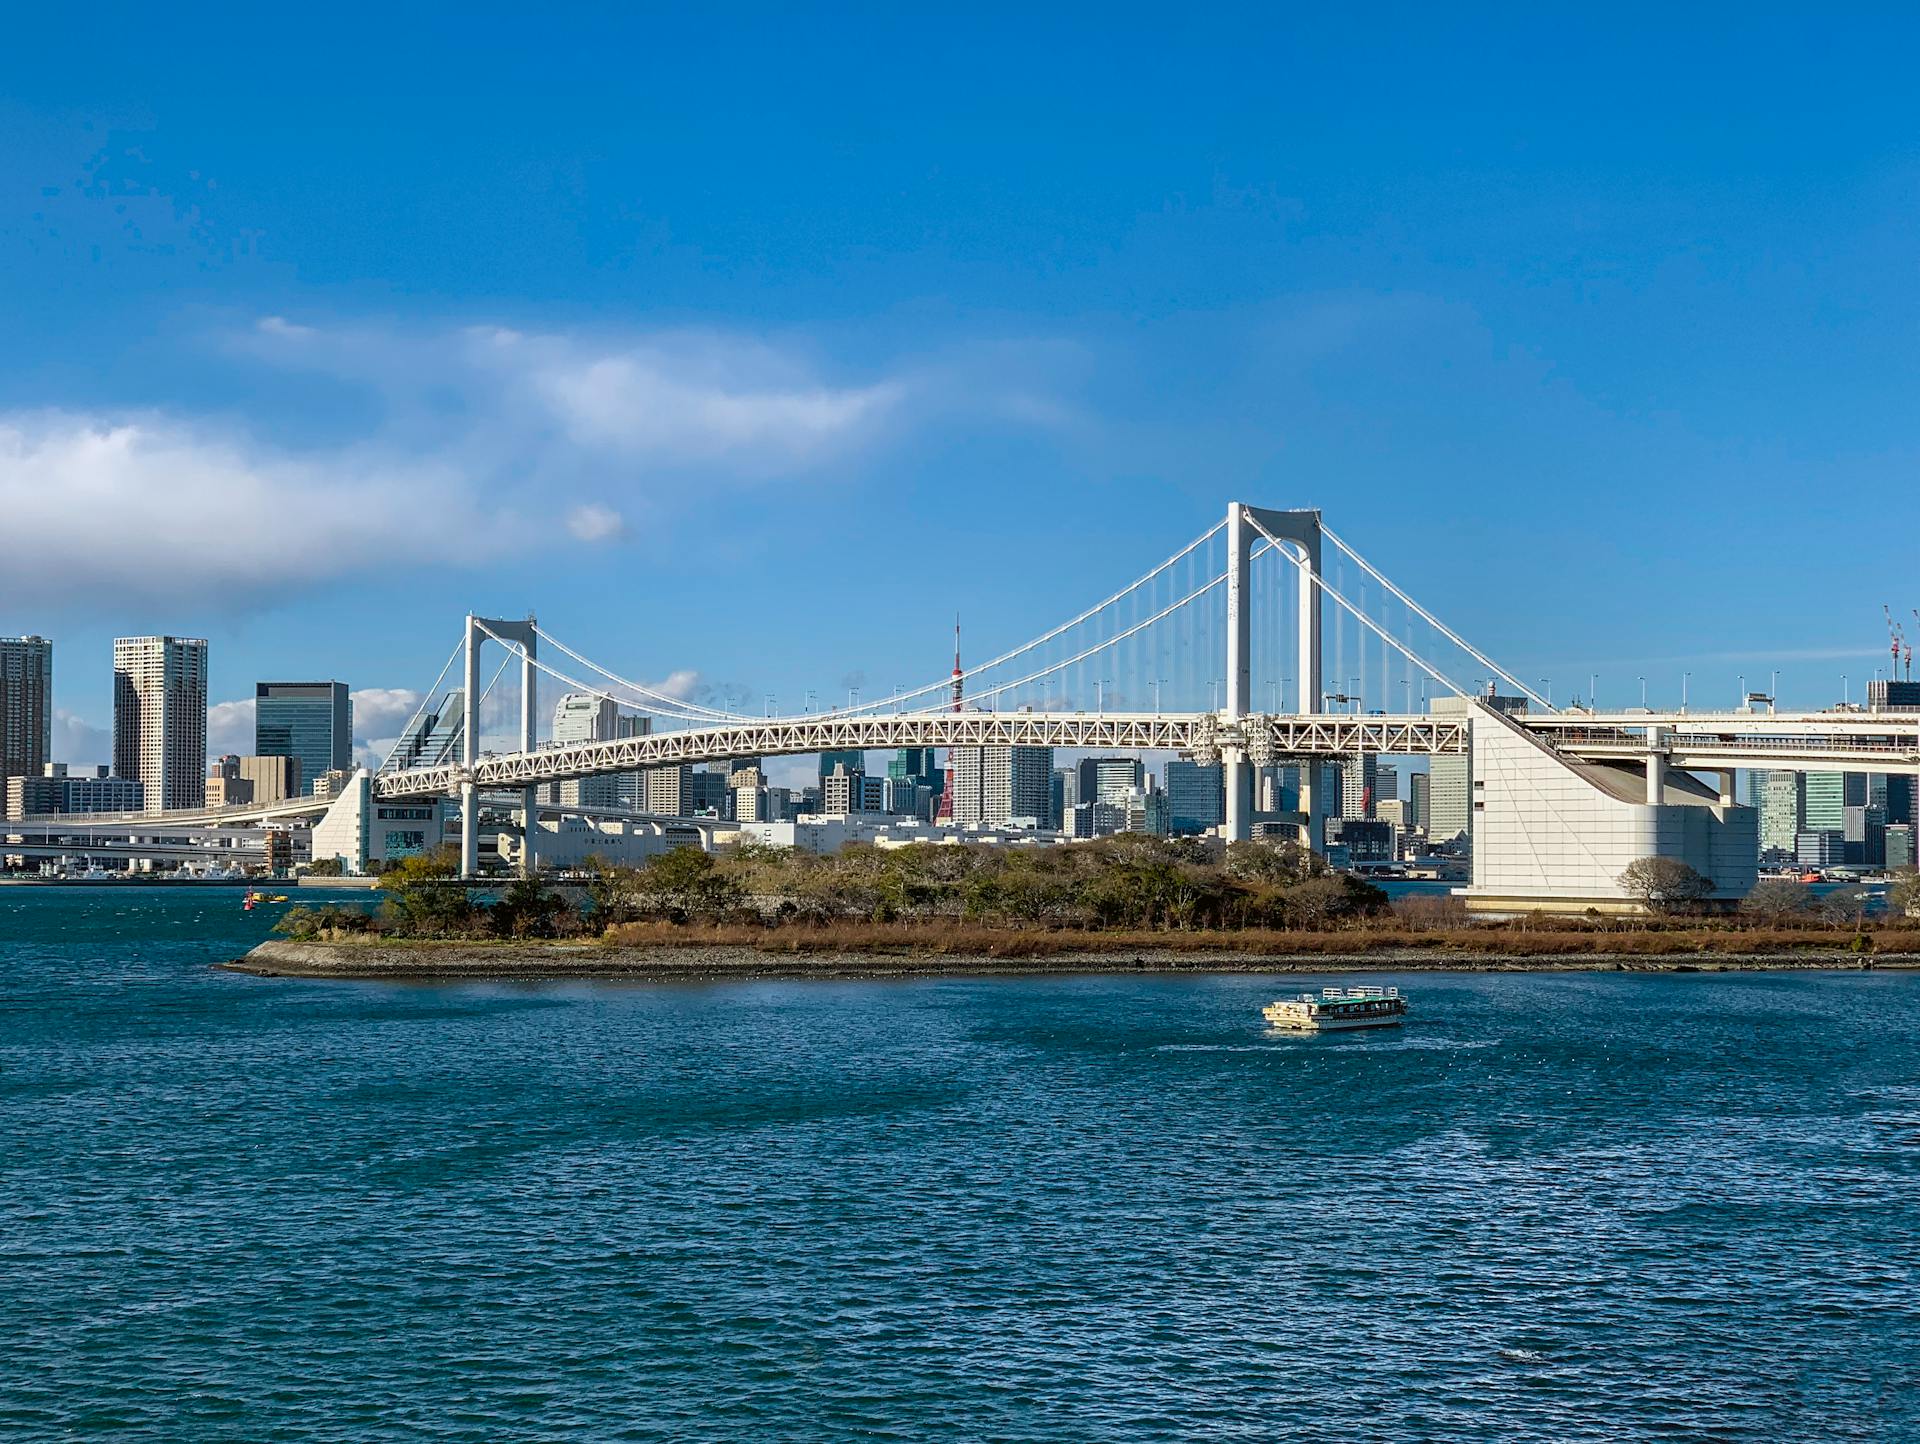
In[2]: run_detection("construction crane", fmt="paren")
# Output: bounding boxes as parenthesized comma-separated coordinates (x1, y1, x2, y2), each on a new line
(1884, 605, 1907, 682)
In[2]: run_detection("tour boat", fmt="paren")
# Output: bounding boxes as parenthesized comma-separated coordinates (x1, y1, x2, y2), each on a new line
(1262, 986, 1407, 1031)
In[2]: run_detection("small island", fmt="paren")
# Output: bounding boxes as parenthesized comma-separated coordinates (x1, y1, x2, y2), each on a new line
(229, 838, 1920, 981)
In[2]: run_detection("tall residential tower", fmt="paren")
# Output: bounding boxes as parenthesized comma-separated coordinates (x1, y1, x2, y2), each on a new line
(113, 636, 209, 810)
(0, 636, 53, 790)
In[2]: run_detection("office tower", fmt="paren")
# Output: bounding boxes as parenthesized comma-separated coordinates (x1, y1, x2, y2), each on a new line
(254, 682, 351, 793)
(552, 692, 618, 744)
(1757, 772, 1805, 855)
(1886, 824, 1915, 871)
(1076, 756, 1144, 808)
(549, 692, 625, 807)
(1259, 765, 1299, 815)
(1374, 762, 1399, 811)
(609, 714, 651, 809)
(113, 636, 209, 810)
(888, 748, 943, 817)
(730, 764, 767, 823)
(643, 764, 693, 815)
(1063, 800, 1126, 839)
(389, 690, 465, 772)
(1803, 773, 1866, 832)
(819, 749, 864, 779)
(1165, 760, 1225, 835)
(1408, 772, 1430, 830)
(1843, 805, 1887, 868)
(686, 767, 730, 816)
(0, 635, 53, 788)
(1796, 830, 1847, 867)
(951, 746, 1052, 826)
(1426, 693, 1528, 844)
(1885, 774, 1916, 829)
(1866, 680, 1920, 711)
(207, 754, 300, 807)
(1117, 786, 1170, 836)
(1341, 753, 1379, 819)
(823, 763, 866, 814)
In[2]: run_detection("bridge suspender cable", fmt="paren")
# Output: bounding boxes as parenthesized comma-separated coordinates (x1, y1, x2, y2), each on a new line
(530, 624, 746, 722)
(1245, 514, 1470, 704)
(378, 638, 465, 774)
(530, 520, 1232, 724)
(1319, 523, 1551, 710)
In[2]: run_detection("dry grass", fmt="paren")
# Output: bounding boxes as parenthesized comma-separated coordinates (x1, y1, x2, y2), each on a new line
(597, 917, 1920, 959)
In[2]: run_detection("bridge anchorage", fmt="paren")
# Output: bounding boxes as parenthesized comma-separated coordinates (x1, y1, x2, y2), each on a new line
(12, 502, 1917, 913)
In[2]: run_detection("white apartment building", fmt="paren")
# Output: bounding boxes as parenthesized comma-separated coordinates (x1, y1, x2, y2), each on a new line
(950, 745, 1052, 826)
(113, 636, 208, 811)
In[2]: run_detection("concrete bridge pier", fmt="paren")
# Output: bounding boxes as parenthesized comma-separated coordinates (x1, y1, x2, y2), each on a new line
(460, 615, 481, 878)
(1224, 500, 1323, 846)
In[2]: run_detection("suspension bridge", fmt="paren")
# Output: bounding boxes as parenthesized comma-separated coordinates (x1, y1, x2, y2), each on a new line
(11, 502, 1920, 911)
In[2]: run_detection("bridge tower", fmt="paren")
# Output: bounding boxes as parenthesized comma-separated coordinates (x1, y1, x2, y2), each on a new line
(1224, 503, 1324, 846)
(460, 614, 540, 879)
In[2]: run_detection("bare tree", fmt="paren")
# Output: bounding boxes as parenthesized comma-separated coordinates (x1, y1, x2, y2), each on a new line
(1741, 877, 1812, 925)
(1890, 868, 1920, 920)
(1618, 857, 1712, 914)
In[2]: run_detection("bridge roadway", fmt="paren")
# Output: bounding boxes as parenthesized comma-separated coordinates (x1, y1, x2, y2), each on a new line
(10, 707, 1916, 837)
(372, 710, 1471, 799)
(372, 705, 1920, 800)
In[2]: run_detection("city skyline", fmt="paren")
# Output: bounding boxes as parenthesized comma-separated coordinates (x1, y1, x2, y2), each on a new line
(6, 9, 1920, 750)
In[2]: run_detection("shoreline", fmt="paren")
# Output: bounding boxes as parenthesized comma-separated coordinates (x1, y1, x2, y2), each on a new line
(229, 938, 1920, 982)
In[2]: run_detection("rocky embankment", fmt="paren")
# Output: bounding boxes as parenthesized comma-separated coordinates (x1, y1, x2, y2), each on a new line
(228, 938, 1912, 982)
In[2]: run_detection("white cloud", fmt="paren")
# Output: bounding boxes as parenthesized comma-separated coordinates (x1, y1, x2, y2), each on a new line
(649, 669, 704, 702)
(7, 317, 1064, 611)
(565, 503, 628, 542)
(476, 332, 902, 462)
(350, 687, 425, 741)
(52, 710, 111, 768)
(207, 698, 255, 757)
(0, 413, 516, 607)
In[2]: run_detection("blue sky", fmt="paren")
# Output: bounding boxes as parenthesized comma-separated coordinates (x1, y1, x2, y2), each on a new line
(4, 6, 1917, 768)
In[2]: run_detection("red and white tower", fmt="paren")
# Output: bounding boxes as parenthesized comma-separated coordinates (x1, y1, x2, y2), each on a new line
(934, 616, 961, 822)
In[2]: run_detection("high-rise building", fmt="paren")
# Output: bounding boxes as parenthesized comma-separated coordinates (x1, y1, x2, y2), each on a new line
(1165, 760, 1224, 835)
(389, 690, 465, 772)
(1866, 680, 1920, 711)
(819, 750, 864, 780)
(255, 682, 351, 794)
(113, 636, 209, 811)
(1757, 771, 1805, 856)
(552, 692, 618, 744)
(643, 764, 692, 815)
(1803, 773, 1866, 832)
(1883, 774, 1915, 828)
(1407, 772, 1430, 830)
(1341, 753, 1379, 819)
(207, 754, 301, 807)
(951, 746, 1052, 826)
(823, 763, 869, 814)
(1077, 757, 1144, 807)
(1427, 693, 1528, 844)
(0, 636, 53, 790)
(1844, 804, 1887, 868)
(548, 692, 627, 808)
(1116, 785, 1170, 836)
(687, 767, 730, 816)
(1886, 824, 1916, 871)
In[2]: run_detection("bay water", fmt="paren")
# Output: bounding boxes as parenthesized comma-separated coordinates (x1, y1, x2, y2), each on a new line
(2, 886, 1915, 1440)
